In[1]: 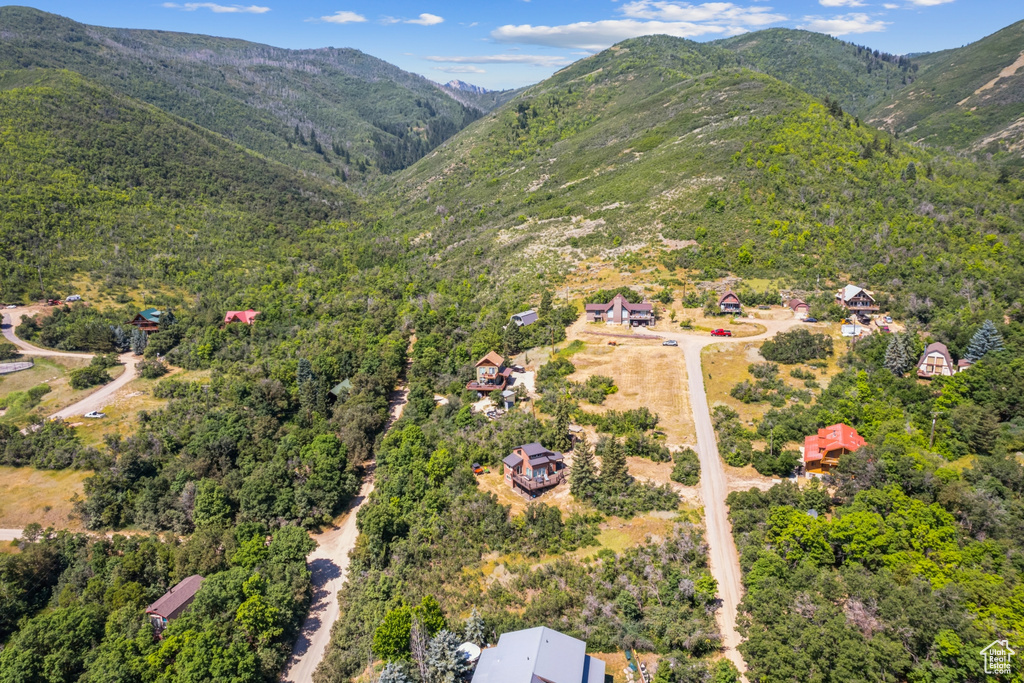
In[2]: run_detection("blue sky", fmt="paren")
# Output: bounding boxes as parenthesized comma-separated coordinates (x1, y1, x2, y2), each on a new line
(18, 1, 1024, 89)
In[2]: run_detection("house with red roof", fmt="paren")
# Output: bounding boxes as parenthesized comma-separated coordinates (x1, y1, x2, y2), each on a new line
(803, 424, 865, 475)
(224, 309, 260, 325)
(787, 298, 810, 319)
(467, 351, 512, 394)
(584, 294, 654, 327)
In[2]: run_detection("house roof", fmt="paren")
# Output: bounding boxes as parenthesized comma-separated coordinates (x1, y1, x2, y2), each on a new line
(918, 342, 954, 371)
(839, 285, 874, 302)
(584, 294, 651, 313)
(584, 303, 608, 311)
(519, 442, 552, 457)
(512, 309, 538, 326)
(146, 575, 203, 619)
(718, 291, 740, 305)
(787, 298, 809, 311)
(224, 309, 260, 325)
(476, 351, 505, 368)
(501, 390, 515, 398)
(804, 424, 865, 463)
(470, 626, 605, 683)
(329, 379, 353, 397)
(957, 358, 973, 368)
(136, 308, 162, 322)
(503, 453, 522, 469)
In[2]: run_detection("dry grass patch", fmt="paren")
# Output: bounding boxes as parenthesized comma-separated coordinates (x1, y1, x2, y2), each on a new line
(567, 342, 696, 447)
(0, 465, 89, 529)
(0, 357, 125, 424)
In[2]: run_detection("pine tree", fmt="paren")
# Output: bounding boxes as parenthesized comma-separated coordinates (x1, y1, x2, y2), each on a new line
(570, 434, 598, 500)
(130, 328, 148, 355)
(297, 358, 323, 421)
(377, 663, 412, 683)
(904, 161, 917, 182)
(549, 395, 573, 452)
(896, 330, 920, 374)
(539, 289, 553, 316)
(880, 335, 905, 378)
(966, 320, 1005, 362)
(502, 320, 523, 357)
(425, 629, 471, 683)
(600, 437, 631, 493)
(463, 609, 485, 646)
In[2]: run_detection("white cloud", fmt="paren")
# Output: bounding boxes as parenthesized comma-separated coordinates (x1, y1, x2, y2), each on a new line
(798, 12, 889, 35)
(819, 0, 865, 6)
(619, 1, 786, 26)
(907, 0, 955, 4)
(162, 2, 269, 13)
(407, 13, 444, 25)
(311, 10, 366, 24)
(882, 3, 899, 7)
(423, 54, 573, 67)
(492, 19, 729, 50)
(434, 65, 487, 74)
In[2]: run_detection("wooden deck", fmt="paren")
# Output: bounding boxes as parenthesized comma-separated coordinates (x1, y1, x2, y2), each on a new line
(512, 470, 565, 492)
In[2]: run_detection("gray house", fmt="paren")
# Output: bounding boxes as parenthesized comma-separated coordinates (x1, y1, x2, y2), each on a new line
(511, 309, 539, 327)
(471, 626, 605, 683)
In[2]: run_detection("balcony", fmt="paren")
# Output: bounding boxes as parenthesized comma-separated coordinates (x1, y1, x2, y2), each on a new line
(466, 376, 507, 393)
(512, 470, 565, 492)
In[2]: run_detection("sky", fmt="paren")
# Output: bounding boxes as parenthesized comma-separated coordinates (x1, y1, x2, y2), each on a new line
(15, 1, 1024, 90)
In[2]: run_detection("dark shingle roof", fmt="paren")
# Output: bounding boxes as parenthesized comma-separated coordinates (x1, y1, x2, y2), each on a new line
(512, 310, 538, 326)
(146, 575, 203, 620)
(503, 453, 522, 468)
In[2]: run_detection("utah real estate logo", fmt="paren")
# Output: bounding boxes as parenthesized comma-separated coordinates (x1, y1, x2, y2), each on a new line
(981, 640, 1015, 675)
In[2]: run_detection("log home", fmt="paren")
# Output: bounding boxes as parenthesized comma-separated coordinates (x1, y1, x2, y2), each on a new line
(584, 294, 653, 327)
(129, 308, 162, 332)
(503, 442, 566, 495)
(835, 285, 879, 313)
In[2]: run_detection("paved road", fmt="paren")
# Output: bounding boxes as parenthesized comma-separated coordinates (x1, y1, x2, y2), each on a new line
(281, 380, 410, 683)
(645, 316, 806, 675)
(0, 529, 23, 542)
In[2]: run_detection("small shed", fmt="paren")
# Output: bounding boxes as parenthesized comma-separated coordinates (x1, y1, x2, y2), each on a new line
(501, 389, 515, 409)
(841, 324, 864, 337)
(786, 298, 810, 319)
(511, 309, 538, 327)
(329, 379, 353, 399)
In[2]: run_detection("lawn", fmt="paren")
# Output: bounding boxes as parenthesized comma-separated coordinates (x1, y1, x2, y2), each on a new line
(0, 465, 90, 529)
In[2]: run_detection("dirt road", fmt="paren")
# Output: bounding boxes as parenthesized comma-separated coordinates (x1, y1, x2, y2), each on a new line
(0, 529, 23, 542)
(644, 316, 804, 675)
(281, 380, 410, 683)
(2, 312, 92, 359)
(47, 353, 139, 420)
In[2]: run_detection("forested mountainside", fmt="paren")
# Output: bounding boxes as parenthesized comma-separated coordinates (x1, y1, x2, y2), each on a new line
(715, 29, 915, 117)
(0, 5, 481, 178)
(866, 19, 1024, 161)
(2, 14, 1024, 683)
(0, 68, 357, 300)
(386, 34, 1023, 341)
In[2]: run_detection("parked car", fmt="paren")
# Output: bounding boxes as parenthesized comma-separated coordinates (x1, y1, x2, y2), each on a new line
(803, 317, 818, 323)
(662, 339, 678, 347)
(711, 329, 732, 337)
(4, 304, 15, 309)
(879, 325, 890, 332)
(84, 411, 106, 419)
(885, 315, 893, 323)
(65, 295, 82, 302)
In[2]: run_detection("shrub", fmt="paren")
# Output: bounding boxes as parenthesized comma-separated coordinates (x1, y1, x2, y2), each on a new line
(760, 329, 833, 364)
(537, 357, 576, 382)
(671, 448, 701, 485)
(69, 366, 111, 390)
(0, 341, 19, 360)
(137, 359, 170, 379)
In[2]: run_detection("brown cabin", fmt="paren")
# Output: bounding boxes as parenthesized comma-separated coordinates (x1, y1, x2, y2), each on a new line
(836, 285, 879, 313)
(718, 291, 741, 314)
(128, 308, 162, 332)
(503, 443, 566, 495)
(467, 351, 511, 394)
(584, 294, 654, 327)
(146, 575, 203, 634)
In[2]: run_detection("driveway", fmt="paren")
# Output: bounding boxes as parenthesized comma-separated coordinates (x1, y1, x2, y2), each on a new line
(47, 353, 139, 420)
(644, 316, 805, 675)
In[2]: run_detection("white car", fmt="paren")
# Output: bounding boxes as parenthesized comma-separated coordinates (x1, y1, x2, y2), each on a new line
(84, 411, 106, 419)
(65, 295, 82, 302)
(5, 304, 15, 309)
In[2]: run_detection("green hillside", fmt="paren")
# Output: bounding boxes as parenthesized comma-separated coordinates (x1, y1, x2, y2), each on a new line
(866, 19, 1024, 161)
(382, 34, 1022, 336)
(0, 68, 359, 299)
(716, 28, 915, 116)
(0, 5, 481, 178)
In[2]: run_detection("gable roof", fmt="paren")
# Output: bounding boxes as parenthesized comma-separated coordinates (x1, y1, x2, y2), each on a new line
(146, 575, 203, 619)
(584, 294, 651, 313)
(519, 442, 552, 457)
(503, 453, 522, 469)
(136, 308, 162, 322)
(918, 342, 953, 369)
(329, 379, 353, 397)
(512, 309, 538, 326)
(839, 285, 874, 302)
(718, 291, 740, 305)
(804, 423, 865, 463)
(476, 351, 505, 368)
(224, 309, 260, 325)
(471, 626, 604, 683)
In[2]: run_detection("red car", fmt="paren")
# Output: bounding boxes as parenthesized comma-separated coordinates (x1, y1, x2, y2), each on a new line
(711, 329, 732, 337)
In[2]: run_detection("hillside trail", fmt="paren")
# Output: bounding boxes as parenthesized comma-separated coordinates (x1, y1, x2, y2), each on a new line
(646, 316, 805, 677)
(281, 353, 412, 683)
(2, 311, 139, 420)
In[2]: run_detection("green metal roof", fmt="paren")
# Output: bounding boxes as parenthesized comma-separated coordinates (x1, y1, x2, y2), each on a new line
(138, 308, 162, 322)
(329, 379, 352, 397)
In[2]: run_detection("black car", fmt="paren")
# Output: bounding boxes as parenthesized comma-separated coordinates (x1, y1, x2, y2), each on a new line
(803, 317, 818, 323)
